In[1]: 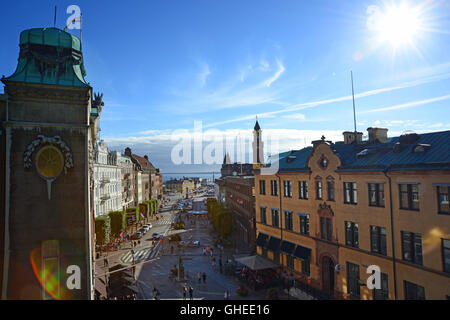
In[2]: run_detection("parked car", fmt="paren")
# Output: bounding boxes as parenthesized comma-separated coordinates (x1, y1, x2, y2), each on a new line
(152, 233, 161, 240)
(132, 232, 143, 240)
(139, 227, 147, 234)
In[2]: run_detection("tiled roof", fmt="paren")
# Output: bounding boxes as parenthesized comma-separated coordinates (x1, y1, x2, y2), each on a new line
(132, 154, 155, 170)
(270, 130, 450, 173)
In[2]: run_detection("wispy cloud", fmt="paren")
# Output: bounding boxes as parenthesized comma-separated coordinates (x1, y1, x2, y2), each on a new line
(263, 59, 285, 87)
(198, 63, 211, 87)
(206, 71, 450, 127)
(362, 94, 450, 113)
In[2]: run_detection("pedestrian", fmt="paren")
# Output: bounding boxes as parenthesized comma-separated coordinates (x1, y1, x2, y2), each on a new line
(183, 285, 187, 300)
(103, 256, 108, 267)
(197, 272, 202, 284)
(224, 289, 229, 300)
(189, 286, 193, 300)
(138, 240, 141, 246)
(202, 272, 207, 283)
(153, 287, 157, 299)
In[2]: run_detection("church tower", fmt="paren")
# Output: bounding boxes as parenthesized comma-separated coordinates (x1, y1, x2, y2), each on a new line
(252, 118, 264, 164)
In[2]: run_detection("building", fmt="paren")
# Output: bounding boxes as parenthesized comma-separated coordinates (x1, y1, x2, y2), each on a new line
(225, 175, 257, 253)
(165, 178, 196, 194)
(254, 128, 450, 300)
(119, 154, 135, 209)
(0, 27, 95, 299)
(93, 141, 122, 217)
(154, 169, 163, 200)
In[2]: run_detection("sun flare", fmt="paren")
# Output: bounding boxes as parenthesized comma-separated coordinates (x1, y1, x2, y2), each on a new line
(370, 3, 423, 48)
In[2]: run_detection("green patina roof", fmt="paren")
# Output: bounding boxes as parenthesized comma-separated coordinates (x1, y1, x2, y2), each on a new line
(3, 27, 89, 87)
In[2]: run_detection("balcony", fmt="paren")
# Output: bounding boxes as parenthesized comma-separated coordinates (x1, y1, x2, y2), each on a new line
(100, 177, 110, 184)
(100, 194, 110, 201)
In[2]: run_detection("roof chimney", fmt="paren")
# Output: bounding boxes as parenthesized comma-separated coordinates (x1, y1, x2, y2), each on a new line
(144, 155, 149, 160)
(343, 131, 363, 144)
(367, 127, 388, 144)
(124, 147, 132, 156)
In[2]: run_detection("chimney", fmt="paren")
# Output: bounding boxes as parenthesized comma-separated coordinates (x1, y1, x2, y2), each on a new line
(144, 155, 149, 160)
(124, 147, 132, 156)
(343, 131, 363, 144)
(367, 127, 388, 144)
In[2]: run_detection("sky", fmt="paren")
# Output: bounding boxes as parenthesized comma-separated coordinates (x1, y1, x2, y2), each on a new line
(1, 0, 449, 173)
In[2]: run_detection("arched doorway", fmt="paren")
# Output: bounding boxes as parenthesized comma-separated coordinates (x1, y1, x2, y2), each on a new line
(322, 256, 335, 293)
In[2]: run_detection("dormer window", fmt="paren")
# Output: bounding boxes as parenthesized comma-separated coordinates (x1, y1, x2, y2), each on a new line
(412, 144, 431, 153)
(319, 155, 329, 169)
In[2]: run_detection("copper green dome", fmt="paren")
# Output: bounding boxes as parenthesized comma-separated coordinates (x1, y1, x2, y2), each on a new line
(3, 27, 89, 87)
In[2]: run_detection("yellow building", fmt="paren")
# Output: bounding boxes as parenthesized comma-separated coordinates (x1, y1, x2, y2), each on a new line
(254, 128, 450, 300)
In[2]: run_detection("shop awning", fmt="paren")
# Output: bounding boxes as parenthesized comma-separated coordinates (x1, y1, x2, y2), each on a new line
(256, 232, 269, 248)
(293, 245, 311, 260)
(267, 236, 281, 252)
(280, 240, 296, 255)
(235, 255, 278, 271)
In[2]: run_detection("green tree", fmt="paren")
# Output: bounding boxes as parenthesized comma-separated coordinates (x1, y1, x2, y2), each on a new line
(108, 210, 126, 235)
(95, 215, 111, 245)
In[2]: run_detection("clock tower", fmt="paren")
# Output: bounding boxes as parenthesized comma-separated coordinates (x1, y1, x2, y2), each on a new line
(0, 28, 96, 299)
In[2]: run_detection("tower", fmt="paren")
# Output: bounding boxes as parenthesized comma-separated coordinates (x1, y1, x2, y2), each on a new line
(0, 28, 95, 299)
(252, 118, 264, 164)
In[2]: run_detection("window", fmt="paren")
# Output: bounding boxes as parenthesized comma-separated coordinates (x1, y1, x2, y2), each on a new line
(299, 214, 310, 235)
(443, 239, 450, 273)
(327, 181, 335, 201)
(270, 180, 278, 196)
(284, 211, 293, 231)
(373, 273, 389, 300)
(260, 207, 267, 224)
(345, 221, 359, 248)
(347, 262, 360, 299)
(368, 183, 385, 207)
(286, 255, 294, 269)
(301, 258, 310, 276)
(370, 226, 387, 255)
(299, 181, 308, 199)
(320, 217, 332, 241)
(399, 184, 419, 210)
(273, 252, 280, 264)
(259, 180, 266, 195)
(344, 182, 357, 204)
(283, 180, 292, 198)
(437, 186, 449, 214)
(316, 181, 323, 200)
(401, 231, 423, 265)
(271, 209, 279, 227)
(404, 281, 425, 300)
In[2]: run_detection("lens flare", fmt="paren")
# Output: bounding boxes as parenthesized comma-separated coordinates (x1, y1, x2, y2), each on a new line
(30, 247, 70, 300)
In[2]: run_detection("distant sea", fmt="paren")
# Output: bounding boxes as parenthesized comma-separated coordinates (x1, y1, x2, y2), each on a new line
(162, 172, 221, 182)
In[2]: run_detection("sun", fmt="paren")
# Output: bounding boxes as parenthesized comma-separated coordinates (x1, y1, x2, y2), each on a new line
(369, 3, 423, 48)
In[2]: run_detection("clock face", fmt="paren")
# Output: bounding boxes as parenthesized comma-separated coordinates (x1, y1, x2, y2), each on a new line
(36, 145, 64, 179)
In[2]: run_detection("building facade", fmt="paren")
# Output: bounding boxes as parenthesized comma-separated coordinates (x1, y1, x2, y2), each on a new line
(255, 128, 450, 300)
(0, 28, 95, 299)
(93, 141, 122, 217)
(225, 176, 257, 253)
(119, 154, 135, 210)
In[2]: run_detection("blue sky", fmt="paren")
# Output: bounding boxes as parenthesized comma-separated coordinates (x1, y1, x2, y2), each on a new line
(1, 0, 449, 172)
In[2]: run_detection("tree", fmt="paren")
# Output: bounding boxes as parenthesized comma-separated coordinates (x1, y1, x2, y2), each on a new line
(95, 215, 111, 245)
(109, 210, 126, 235)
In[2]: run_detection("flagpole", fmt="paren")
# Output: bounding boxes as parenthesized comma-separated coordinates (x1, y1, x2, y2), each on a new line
(80, 13, 82, 43)
(54, 6, 57, 27)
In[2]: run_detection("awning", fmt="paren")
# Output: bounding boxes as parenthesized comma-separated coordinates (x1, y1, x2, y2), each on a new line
(267, 236, 281, 252)
(280, 240, 296, 255)
(293, 245, 311, 260)
(256, 233, 269, 248)
(235, 255, 278, 271)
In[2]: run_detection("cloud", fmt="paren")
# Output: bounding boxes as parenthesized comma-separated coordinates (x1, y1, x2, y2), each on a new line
(263, 59, 285, 87)
(198, 63, 211, 87)
(362, 94, 450, 113)
(206, 71, 450, 127)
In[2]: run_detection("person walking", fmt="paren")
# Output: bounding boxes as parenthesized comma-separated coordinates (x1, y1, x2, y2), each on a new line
(103, 256, 109, 268)
(189, 286, 193, 300)
(183, 285, 187, 300)
(197, 272, 202, 284)
(202, 272, 207, 284)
